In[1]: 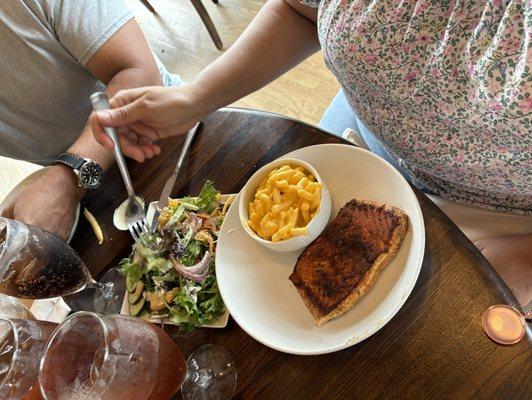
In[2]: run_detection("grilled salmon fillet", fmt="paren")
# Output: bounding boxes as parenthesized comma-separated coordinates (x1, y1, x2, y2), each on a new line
(289, 199, 408, 326)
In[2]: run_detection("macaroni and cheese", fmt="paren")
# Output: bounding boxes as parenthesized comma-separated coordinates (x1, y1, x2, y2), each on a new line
(247, 165, 322, 241)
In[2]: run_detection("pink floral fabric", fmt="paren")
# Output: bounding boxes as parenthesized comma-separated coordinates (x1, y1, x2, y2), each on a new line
(301, 0, 531, 214)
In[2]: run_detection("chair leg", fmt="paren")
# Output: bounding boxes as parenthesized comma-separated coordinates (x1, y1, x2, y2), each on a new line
(139, 0, 156, 13)
(189, 0, 223, 50)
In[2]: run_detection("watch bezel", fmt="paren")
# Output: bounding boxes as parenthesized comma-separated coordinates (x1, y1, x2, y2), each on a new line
(78, 161, 103, 190)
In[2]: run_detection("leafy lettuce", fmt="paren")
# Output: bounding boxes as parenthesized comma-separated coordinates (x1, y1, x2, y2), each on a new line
(118, 180, 225, 332)
(167, 272, 224, 333)
(182, 180, 220, 214)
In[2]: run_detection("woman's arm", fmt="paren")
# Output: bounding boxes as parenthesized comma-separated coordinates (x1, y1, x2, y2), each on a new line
(90, 0, 320, 159)
(192, 0, 319, 115)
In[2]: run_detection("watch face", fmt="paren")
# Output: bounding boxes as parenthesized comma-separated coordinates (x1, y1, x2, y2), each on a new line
(79, 162, 103, 190)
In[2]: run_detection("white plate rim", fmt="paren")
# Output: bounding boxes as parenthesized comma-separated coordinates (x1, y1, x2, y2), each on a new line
(216, 143, 425, 355)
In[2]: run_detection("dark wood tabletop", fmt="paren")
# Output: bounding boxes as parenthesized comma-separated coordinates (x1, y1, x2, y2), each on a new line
(72, 108, 531, 400)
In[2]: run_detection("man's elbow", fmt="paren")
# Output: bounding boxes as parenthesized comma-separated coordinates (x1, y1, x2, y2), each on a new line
(109, 64, 163, 90)
(131, 64, 163, 86)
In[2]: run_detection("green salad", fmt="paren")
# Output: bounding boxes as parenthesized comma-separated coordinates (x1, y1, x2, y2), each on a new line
(120, 181, 232, 332)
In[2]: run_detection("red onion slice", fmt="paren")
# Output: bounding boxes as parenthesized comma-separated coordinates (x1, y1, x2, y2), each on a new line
(170, 252, 211, 282)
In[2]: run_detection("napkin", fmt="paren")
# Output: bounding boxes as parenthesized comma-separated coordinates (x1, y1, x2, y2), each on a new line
(29, 297, 71, 323)
(342, 128, 369, 150)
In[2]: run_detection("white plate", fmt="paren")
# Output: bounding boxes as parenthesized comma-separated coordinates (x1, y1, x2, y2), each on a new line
(0, 166, 80, 243)
(216, 144, 425, 355)
(119, 196, 235, 329)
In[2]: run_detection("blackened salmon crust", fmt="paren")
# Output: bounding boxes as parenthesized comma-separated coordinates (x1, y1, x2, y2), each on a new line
(289, 199, 408, 322)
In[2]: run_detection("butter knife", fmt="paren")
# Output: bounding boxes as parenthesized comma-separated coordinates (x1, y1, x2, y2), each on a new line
(151, 121, 202, 232)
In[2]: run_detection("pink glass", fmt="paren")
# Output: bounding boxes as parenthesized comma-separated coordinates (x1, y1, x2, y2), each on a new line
(0, 318, 57, 399)
(39, 312, 236, 399)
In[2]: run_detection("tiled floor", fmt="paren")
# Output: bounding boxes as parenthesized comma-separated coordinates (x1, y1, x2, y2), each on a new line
(0, 0, 339, 203)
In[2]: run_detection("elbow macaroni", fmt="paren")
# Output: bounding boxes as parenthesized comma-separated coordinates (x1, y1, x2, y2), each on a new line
(248, 165, 322, 241)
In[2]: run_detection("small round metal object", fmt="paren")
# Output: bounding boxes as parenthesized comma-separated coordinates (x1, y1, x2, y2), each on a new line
(482, 305, 526, 345)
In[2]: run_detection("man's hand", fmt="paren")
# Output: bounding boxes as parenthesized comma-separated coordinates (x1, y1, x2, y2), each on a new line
(475, 233, 532, 309)
(0, 165, 84, 241)
(88, 84, 203, 162)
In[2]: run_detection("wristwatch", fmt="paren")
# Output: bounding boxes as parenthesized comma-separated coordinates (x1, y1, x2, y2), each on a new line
(53, 153, 103, 190)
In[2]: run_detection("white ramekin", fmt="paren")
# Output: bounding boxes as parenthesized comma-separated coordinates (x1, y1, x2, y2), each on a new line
(238, 158, 331, 252)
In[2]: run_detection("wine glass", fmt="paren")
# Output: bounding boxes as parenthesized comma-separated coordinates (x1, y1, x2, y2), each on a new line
(39, 312, 237, 400)
(0, 318, 57, 400)
(0, 217, 124, 314)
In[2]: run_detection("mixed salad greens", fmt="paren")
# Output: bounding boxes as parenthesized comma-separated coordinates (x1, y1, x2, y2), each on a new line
(120, 181, 232, 332)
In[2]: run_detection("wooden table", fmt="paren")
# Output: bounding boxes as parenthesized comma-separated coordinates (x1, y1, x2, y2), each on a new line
(72, 108, 531, 399)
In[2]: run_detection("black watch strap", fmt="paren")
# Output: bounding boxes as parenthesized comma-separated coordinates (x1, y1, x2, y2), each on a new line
(54, 153, 85, 170)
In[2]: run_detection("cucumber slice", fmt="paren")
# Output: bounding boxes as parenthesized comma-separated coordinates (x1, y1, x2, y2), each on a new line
(128, 282, 144, 304)
(126, 276, 137, 293)
(129, 297, 146, 317)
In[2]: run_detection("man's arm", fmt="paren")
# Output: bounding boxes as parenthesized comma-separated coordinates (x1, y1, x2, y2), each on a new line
(1, 20, 162, 240)
(69, 19, 163, 169)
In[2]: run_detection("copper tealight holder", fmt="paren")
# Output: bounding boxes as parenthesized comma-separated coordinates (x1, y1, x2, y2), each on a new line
(482, 305, 527, 345)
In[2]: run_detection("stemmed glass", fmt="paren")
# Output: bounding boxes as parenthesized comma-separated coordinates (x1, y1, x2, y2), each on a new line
(0, 318, 57, 400)
(0, 217, 124, 314)
(39, 312, 237, 399)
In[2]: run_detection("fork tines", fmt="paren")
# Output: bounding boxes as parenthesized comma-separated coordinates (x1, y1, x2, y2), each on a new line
(129, 219, 150, 244)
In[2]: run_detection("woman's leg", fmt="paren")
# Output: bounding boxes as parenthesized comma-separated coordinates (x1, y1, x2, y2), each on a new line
(319, 90, 361, 137)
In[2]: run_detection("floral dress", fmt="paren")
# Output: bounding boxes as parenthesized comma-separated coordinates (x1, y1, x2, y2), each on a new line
(300, 0, 531, 214)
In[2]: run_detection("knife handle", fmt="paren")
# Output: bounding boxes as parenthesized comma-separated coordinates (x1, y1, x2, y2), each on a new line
(175, 122, 202, 175)
(151, 122, 203, 232)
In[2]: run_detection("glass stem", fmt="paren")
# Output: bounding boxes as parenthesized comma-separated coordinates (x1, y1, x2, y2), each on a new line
(88, 281, 115, 298)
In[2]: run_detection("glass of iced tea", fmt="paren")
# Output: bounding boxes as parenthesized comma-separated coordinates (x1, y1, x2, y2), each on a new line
(0, 217, 123, 314)
(39, 312, 236, 400)
(0, 318, 57, 400)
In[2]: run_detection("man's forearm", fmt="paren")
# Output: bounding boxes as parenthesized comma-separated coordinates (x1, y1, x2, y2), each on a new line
(67, 66, 163, 171)
(191, 0, 320, 116)
(3, 19, 163, 238)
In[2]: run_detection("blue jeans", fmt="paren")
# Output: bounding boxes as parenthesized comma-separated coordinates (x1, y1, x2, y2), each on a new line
(153, 53, 183, 87)
(319, 90, 425, 189)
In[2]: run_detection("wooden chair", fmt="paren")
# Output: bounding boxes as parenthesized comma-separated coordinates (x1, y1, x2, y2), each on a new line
(139, 0, 223, 50)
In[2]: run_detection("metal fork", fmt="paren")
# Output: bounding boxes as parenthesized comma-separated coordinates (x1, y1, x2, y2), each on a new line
(90, 92, 150, 244)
